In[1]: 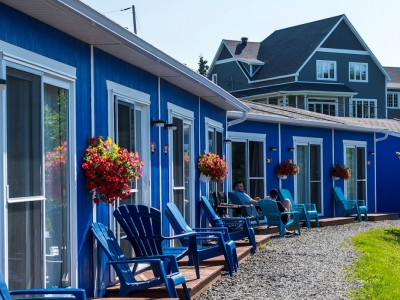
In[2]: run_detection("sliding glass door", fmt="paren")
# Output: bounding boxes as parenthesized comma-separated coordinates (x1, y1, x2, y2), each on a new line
(345, 143, 366, 201)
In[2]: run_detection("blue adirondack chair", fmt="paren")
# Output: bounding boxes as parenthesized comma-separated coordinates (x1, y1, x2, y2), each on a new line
(279, 189, 320, 228)
(199, 196, 257, 254)
(332, 187, 368, 222)
(257, 199, 302, 237)
(113, 204, 200, 279)
(0, 270, 86, 300)
(164, 203, 238, 276)
(91, 222, 190, 299)
(227, 192, 264, 226)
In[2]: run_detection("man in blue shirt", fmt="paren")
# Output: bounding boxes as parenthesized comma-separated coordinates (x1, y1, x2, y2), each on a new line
(233, 181, 260, 217)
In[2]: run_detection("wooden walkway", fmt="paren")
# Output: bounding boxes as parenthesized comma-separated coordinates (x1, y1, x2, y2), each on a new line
(101, 213, 398, 299)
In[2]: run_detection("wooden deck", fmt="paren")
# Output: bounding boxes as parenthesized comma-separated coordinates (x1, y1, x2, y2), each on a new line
(102, 213, 397, 299)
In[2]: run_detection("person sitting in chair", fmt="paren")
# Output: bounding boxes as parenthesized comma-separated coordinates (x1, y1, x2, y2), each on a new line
(233, 181, 261, 217)
(266, 188, 294, 235)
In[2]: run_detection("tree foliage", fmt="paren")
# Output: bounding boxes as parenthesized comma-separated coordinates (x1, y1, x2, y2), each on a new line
(198, 54, 209, 76)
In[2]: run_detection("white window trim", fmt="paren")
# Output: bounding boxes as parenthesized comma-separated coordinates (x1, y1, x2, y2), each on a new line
(343, 140, 367, 203)
(387, 92, 400, 109)
(106, 80, 151, 206)
(166, 103, 195, 228)
(293, 137, 324, 216)
(316, 60, 337, 81)
(349, 62, 368, 82)
(0, 45, 77, 286)
(349, 98, 377, 118)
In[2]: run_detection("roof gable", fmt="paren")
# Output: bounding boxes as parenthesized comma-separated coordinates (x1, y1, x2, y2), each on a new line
(219, 44, 233, 60)
(321, 20, 365, 50)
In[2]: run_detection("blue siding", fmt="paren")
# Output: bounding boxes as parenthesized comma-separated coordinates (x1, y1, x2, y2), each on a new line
(219, 45, 233, 60)
(322, 20, 365, 50)
(376, 135, 400, 213)
(0, 3, 95, 293)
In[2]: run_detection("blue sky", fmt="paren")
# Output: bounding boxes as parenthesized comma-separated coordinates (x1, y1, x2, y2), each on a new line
(80, 0, 400, 71)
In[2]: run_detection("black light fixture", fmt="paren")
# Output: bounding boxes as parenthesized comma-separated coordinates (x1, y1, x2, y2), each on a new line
(369, 151, 375, 155)
(165, 123, 178, 130)
(269, 146, 277, 151)
(223, 139, 232, 144)
(0, 79, 6, 91)
(288, 147, 295, 152)
(152, 117, 165, 127)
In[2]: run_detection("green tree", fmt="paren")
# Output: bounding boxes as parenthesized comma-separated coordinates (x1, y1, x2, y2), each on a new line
(198, 54, 209, 76)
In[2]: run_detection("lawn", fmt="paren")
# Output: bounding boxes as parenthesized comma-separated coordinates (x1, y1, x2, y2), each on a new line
(348, 226, 400, 299)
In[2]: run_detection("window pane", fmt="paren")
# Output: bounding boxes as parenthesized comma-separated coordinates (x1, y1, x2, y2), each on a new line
(310, 182, 321, 212)
(296, 145, 309, 205)
(208, 130, 213, 153)
(249, 141, 263, 177)
(231, 142, 246, 188)
(117, 103, 131, 150)
(346, 148, 356, 199)
(350, 64, 354, 80)
(250, 179, 264, 199)
(183, 124, 191, 224)
(329, 63, 335, 78)
(361, 65, 367, 81)
(323, 63, 328, 78)
(394, 94, 398, 107)
(7, 67, 42, 198)
(317, 62, 322, 78)
(387, 94, 393, 107)
(310, 145, 321, 181)
(357, 181, 366, 201)
(44, 83, 70, 287)
(355, 65, 360, 80)
(357, 147, 366, 180)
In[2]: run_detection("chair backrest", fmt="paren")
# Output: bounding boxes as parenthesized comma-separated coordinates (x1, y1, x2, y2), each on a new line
(257, 199, 282, 224)
(0, 270, 12, 300)
(332, 187, 351, 209)
(113, 205, 164, 257)
(279, 189, 295, 206)
(164, 203, 194, 246)
(91, 222, 135, 283)
(228, 192, 258, 217)
(200, 196, 224, 227)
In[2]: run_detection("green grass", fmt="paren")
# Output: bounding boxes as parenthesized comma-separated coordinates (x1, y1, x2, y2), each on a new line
(348, 227, 400, 299)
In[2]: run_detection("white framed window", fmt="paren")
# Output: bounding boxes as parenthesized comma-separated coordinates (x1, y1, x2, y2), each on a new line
(211, 74, 217, 84)
(349, 62, 368, 82)
(316, 60, 336, 80)
(293, 137, 323, 215)
(308, 100, 338, 116)
(387, 92, 399, 108)
(0, 40, 77, 288)
(349, 98, 376, 118)
(227, 132, 266, 199)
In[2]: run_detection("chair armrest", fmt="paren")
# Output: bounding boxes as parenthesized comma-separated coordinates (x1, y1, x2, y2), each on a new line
(303, 203, 317, 211)
(9, 289, 86, 298)
(163, 231, 197, 240)
(192, 227, 230, 241)
(350, 200, 365, 206)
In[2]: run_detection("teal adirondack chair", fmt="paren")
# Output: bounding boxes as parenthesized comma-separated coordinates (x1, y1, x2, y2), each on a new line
(228, 192, 264, 226)
(0, 270, 86, 300)
(279, 189, 320, 228)
(257, 199, 302, 237)
(332, 187, 368, 222)
(91, 222, 191, 299)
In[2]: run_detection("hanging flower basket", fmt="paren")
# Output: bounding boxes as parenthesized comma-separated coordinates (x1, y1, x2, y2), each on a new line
(330, 163, 351, 180)
(199, 173, 211, 182)
(198, 152, 228, 182)
(82, 136, 144, 205)
(275, 160, 300, 178)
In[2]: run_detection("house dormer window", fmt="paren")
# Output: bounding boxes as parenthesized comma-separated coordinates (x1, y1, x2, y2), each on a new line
(211, 74, 217, 84)
(316, 60, 336, 81)
(387, 93, 399, 108)
(349, 62, 368, 82)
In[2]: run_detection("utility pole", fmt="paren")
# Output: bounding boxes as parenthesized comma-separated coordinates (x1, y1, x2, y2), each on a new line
(132, 5, 137, 34)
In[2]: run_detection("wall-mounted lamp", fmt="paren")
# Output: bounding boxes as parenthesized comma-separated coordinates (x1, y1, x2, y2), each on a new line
(152, 118, 165, 127)
(288, 147, 295, 152)
(369, 151, 375, 155)
(223, 139, 232, 144)
(0, 79, 6, 91)
(269, 146, 277, 151)
(164, 123, 178, 130)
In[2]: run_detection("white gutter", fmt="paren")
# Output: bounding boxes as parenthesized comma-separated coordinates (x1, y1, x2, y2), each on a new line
(227, 111, 248, 128)
(375, 132, 389, 142)
(373, 132, 389, 214)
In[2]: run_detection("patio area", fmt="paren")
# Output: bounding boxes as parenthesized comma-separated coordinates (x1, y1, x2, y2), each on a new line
(93, 213, 398, 299)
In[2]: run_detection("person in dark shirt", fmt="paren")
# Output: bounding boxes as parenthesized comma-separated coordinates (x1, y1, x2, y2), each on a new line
(266, 188, 294, 235)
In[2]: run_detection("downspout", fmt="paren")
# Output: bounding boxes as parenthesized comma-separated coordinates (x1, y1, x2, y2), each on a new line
(90, 44, 98, 298)
(227, 111, 248, 128)
(374, 131, 389, 213)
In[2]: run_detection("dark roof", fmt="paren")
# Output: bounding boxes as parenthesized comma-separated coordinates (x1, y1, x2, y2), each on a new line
(223, 15, 343, 81)
(384, 67, 400, 89)
(231, 82, 356, 98)
(241, 100, 400, 133)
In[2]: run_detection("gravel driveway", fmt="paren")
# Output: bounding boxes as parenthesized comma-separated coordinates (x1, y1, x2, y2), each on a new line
(196, 219, 400, 300)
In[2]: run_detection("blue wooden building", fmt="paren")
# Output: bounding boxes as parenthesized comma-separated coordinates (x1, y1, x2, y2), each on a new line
(0, 0, 248, 296)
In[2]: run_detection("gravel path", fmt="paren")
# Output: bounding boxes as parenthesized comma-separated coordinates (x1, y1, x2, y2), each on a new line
(196, 220, 400, 300)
